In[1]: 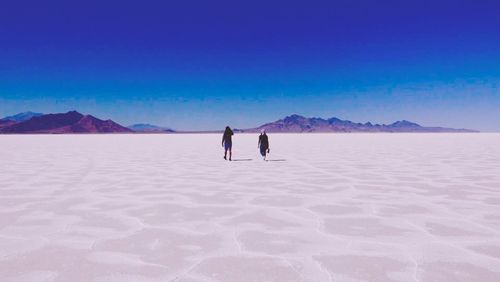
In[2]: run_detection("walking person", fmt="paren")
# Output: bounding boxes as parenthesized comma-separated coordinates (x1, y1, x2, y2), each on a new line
(222, 126, 234, 161)
(258, 129, 270, 160)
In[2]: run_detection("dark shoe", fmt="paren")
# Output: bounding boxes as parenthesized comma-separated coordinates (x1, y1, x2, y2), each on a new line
(224, 156, 227, 160)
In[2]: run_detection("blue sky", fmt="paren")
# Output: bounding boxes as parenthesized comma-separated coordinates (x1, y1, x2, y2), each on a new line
(1, 0, 499, 131)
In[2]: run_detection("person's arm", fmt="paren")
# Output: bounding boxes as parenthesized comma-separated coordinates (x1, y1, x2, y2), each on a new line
(222, 135, 225, 146)
(258, 136, 261, 148)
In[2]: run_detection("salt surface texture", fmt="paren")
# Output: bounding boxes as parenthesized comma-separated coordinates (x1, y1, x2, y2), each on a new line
(1, 133, 500, 281)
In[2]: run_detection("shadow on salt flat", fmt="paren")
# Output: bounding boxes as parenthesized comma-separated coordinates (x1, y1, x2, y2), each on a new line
(228, 158, 286, 162)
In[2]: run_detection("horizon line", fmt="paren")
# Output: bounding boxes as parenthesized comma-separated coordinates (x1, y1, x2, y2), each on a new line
(1, 110, 482, 132)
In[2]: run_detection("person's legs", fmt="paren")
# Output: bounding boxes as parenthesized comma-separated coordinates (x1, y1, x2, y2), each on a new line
(260, 147, 267, 160)
(225, 142, 232, 161)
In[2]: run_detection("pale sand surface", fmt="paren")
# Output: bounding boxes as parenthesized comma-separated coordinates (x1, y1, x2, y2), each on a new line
(1, 133, 500, 281)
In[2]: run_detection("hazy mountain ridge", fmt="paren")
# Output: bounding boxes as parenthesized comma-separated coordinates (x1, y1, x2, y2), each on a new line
(241, 114, 477, 133)
(0, 111, 43, 122)
(127, 124, 175, 133)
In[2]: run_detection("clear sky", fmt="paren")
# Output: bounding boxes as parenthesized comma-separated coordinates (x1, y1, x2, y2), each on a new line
(1, 0, 499, 131)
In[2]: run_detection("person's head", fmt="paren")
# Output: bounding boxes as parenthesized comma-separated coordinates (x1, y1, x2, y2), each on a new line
(261, 129, 266, 135)
(225, 126, 231, 133)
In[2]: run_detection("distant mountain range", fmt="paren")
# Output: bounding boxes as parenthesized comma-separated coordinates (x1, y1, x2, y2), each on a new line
(1, 111, 43, 122)
(0, 111, 132, 134)
(240, 114, 477, 133)
(0, 112, 477, 134)
(127, 123, 175, 133)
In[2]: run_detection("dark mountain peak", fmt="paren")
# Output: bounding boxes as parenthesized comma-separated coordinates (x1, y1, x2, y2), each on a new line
(39, 111, 83, 120)
(71, 114, 132, 133)
(327, 117, 342, 123)
(0, 111, 131, 134)
(283, 114, 306, 122)
(64, 111, 85, 119)
(390, 120, 421, 128)
(327, 117, 353, 125)
(1, 111, 84, 133)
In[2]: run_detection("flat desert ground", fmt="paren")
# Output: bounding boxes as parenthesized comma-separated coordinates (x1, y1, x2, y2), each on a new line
(1, 133, 500, 282)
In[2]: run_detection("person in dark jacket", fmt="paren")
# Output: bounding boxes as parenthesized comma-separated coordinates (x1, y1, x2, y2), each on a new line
(222, 126, 234, 161)
(258, 129, 270, 160)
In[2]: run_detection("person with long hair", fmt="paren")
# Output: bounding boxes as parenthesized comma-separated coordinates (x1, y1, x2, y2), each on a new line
(222, 126, 234, 161)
